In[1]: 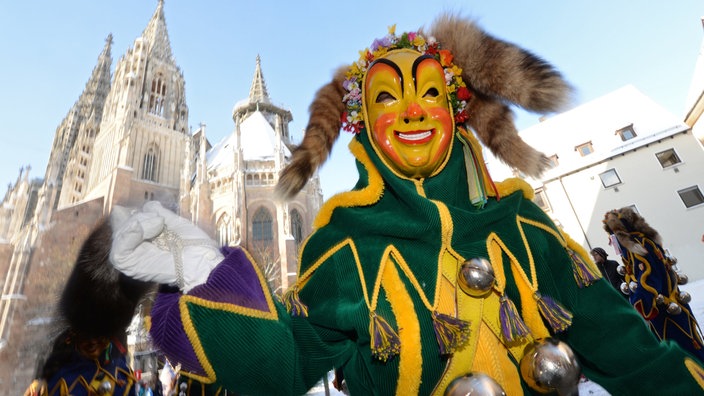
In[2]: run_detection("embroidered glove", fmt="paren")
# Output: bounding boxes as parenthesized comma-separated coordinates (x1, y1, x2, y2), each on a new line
(142, 201, 224, 292)
(110, 202, 223, 292)
(110, 205, 171, 284)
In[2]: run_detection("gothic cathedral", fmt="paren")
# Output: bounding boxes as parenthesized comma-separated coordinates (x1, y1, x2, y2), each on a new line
(0, 2, 321, 393)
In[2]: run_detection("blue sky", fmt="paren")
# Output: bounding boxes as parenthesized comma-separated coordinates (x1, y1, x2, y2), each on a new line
(0, 1, 702, 200)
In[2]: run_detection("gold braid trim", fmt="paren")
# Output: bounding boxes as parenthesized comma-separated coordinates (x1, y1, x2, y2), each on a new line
(312, 139, 384, 229)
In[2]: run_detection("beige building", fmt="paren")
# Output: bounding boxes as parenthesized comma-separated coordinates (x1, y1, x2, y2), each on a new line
(0, 1, 320, 392)
(488, 85, 704, 281)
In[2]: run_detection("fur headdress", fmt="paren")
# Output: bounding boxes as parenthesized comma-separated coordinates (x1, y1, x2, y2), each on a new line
(40, 218, 155, 384)
(276, 13, 572, 199)
(603, 207, 663, 255)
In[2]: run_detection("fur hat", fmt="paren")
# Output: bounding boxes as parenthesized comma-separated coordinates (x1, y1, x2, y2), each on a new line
(276, 13, 572, 199)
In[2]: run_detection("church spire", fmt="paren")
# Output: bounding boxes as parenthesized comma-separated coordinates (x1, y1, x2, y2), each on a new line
(248, 55, 271, 104)
(78, 33, 113, 106)
(141, 0, 174, 61)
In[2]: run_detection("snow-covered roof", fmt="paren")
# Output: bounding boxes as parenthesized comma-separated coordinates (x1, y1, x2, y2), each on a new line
(241, 110, 287, 160)
(207, 110, 291, 171)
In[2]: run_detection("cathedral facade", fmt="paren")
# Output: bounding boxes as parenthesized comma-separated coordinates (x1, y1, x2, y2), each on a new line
(0, 1, 321, 393)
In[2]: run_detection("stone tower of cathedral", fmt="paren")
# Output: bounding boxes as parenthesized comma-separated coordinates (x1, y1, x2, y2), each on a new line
(37, 34, 113, 223)
(81, 0, 189, 213)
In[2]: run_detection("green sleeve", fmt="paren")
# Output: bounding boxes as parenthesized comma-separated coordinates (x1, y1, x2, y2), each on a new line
(519, 201, 704, 394)
(150, 247, 352, 396)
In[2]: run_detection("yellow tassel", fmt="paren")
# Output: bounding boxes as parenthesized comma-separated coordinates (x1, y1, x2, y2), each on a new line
(536, 293, 573, 333)
(369, 311, 401, 361)
(568, 248, 601, 287)
(282, 287, 308, 317)
(432, 311, 471, 355)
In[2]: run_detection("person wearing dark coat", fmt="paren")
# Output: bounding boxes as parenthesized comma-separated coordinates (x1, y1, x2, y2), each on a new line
(590, 247, 626, 297)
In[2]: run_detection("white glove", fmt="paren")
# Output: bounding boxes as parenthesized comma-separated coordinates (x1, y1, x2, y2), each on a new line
(110, 205, 170, 283)
(110, 202, 224, 292)
(142, 201, 224, 292)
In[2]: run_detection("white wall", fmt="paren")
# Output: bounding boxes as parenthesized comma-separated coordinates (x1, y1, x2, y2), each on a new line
(541, 131, 704, 280)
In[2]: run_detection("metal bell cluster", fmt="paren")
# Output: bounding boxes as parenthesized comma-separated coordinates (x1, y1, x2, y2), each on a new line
(616, 264, 626, 276)
(667, 254, 693, 314)
(620, 281, 630, 296)
(457, 258, 495, 297)
(444, 372, 506, 396)
(519, 338, 581, 396)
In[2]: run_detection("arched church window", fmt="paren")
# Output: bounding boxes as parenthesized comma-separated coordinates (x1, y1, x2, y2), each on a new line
(149, 74, 167, 116)
(216, 214, 232, 246)
(290, 209, 303, 246)
(142, 146, 159, 182)
(252, 207, 273, 242)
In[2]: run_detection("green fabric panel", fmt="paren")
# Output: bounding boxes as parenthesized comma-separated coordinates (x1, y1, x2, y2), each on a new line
(187, 300, 335, 396)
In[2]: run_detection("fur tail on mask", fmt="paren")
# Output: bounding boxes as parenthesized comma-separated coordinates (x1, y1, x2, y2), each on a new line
(276, 67, 348, 200)
(428, 13, 573, 178)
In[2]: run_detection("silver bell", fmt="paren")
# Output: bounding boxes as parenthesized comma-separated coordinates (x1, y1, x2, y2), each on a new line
(678, 291, 692, 304)
(620, 282, 631, 295)
(98, 380, 113, 395)
(444, 372, 506, 396)
(629, 281, 638, 293)
(655, 294, 665, 305)
(520, 338, 581, 396)
(677, 273, 689, 285)
(616, 265, 626, 276)
(667, 302, 682, 315)
(458, 258, 495, 297)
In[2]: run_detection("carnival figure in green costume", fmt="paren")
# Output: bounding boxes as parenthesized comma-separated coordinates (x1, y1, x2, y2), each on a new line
(108, 14, 704, 395)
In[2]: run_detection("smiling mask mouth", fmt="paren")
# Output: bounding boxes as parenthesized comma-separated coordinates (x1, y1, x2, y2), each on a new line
(395, 129, 434, 144)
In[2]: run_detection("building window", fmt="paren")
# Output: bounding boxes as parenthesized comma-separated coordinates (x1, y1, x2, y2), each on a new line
(547, 154, 559, 168)
(678, 186, 704, 208)
(148, 74, 167, 116)
(533, 188, 551, 212)
(655, 148, 682, 169)
(217, 213, 232, 246)
(290, 209, 303, 246)
(252, 207, 273, 242)
(616, 124, 637, 141)
(142, 147, 159, 182)
(575, 141, 594, 157)
(599, 168, 622, 188)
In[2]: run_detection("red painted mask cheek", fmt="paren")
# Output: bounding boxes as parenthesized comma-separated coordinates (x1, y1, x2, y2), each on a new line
(428, 107, 453, 159)
(372, 113, 403, 162)
(428, 107, 452, 132)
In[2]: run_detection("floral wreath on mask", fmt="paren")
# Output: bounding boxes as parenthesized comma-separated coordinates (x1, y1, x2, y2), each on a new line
(341, 25, 472, 134)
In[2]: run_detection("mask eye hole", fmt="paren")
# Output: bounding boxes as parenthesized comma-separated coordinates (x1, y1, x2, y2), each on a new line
(375, 92, 395, 104)
(423, 87, 439, 98)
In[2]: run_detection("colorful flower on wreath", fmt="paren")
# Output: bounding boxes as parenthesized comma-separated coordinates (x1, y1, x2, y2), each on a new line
(341, 25, 471, 133)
